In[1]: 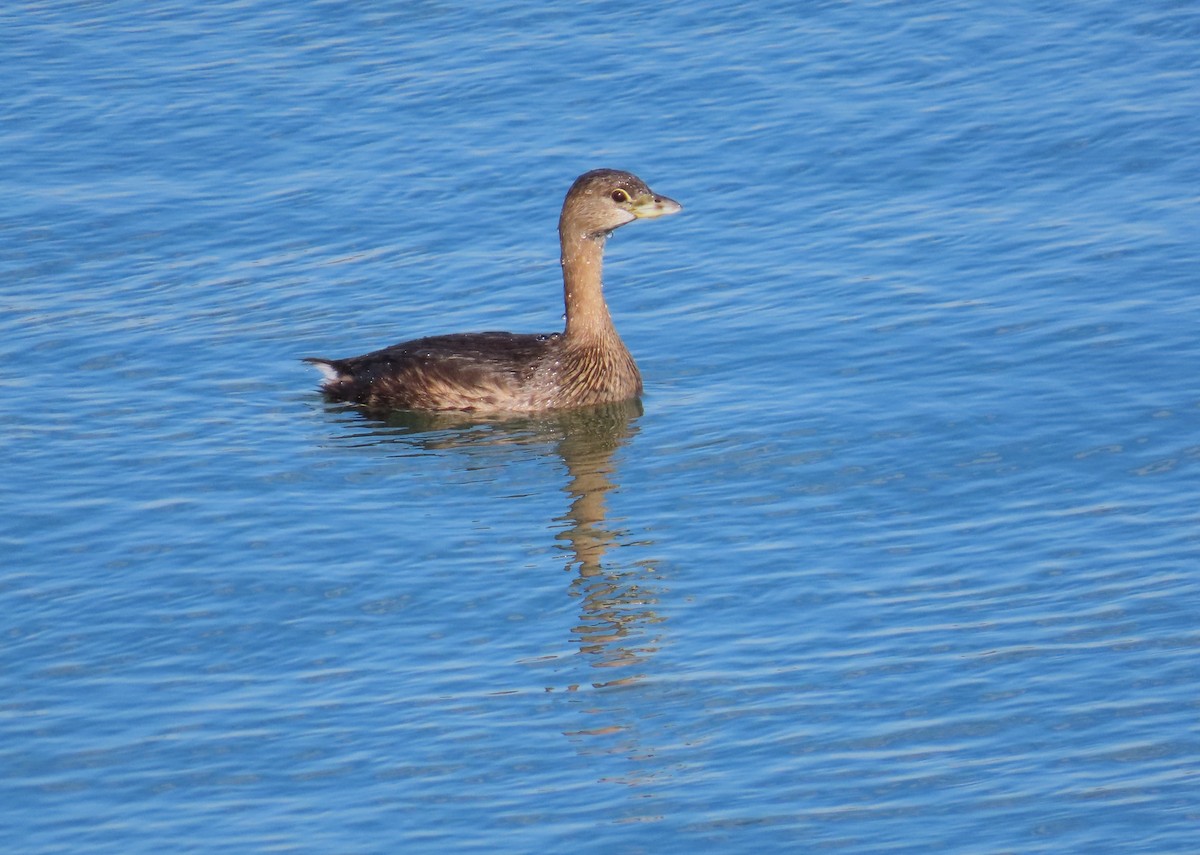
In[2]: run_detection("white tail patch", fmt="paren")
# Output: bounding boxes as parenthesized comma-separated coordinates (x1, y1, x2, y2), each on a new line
(304, 358, 346, 386)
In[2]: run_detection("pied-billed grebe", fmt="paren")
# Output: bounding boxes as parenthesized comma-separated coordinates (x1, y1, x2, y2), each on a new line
(306, 169, 681, 412)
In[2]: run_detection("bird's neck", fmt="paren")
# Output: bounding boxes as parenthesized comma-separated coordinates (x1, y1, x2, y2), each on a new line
(560, 230, 618, 343)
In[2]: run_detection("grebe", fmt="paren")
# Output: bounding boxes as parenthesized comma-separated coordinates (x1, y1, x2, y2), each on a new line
(306, 169, 681, 412)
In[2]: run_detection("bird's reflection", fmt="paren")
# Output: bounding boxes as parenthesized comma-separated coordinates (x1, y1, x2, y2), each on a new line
(327, 399, 663, 684)
(551, 405, 663, 682)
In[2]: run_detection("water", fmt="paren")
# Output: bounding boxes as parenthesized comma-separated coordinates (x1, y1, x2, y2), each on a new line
(3, 1, 1199, 852)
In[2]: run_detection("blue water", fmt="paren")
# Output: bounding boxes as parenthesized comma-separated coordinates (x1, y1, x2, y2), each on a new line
(4, 1, 1199, 852)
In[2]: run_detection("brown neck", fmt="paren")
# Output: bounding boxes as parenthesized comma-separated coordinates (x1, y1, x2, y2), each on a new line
(560, 230, 616, 342)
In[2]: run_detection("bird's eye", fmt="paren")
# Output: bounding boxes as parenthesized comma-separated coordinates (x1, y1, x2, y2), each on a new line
(610, 189, 630, 203)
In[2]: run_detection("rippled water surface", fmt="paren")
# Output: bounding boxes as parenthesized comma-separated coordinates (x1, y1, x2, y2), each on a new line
(4, 2, 1199, 852)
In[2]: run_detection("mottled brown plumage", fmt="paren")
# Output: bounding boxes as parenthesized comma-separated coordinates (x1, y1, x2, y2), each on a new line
(306, 169, 681, 413)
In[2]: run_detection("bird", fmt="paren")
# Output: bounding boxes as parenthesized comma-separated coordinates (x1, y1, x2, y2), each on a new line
(305, 168, 681, 413)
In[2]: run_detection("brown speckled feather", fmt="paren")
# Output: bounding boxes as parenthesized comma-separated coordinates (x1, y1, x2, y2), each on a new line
(307, 332, 561, 411)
